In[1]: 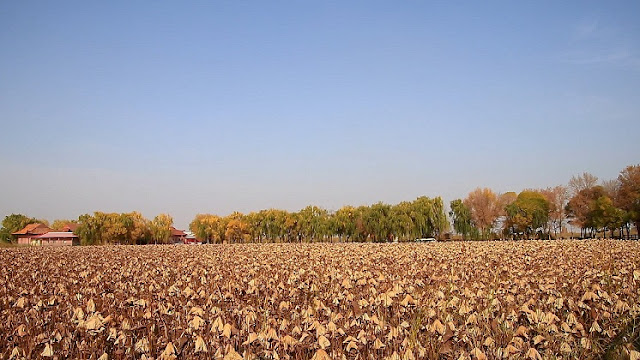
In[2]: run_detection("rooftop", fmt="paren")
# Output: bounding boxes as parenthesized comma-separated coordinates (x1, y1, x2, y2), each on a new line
(12, 223, 51, 235)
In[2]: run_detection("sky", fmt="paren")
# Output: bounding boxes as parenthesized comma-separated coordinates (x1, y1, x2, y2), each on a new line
(1, 1, 639, 229)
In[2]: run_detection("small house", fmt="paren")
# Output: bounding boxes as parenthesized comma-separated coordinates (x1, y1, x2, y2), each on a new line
(170, 227, 187, 244)
(34, 232, 80, 246)
(12, 223, 52, 245)
(183, 231, 200, 244)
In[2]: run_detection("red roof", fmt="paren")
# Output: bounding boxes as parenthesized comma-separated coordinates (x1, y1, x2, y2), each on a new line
(170, 227, 186, 237)
(12, 223, 52, 235)
(61, 223, 79, 232)
(35, 232, 79, 239)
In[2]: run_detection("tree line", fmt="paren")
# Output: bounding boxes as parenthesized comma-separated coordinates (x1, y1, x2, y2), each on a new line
(1, 164, 638, 244)
(189, 196, 448, 243)
(0, 212, 177, 245)
(450, 165, 640, 240)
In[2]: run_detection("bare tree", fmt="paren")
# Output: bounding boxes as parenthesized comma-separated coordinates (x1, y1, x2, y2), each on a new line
(540, 185, 569, 238)
(568, 172, 598, 196)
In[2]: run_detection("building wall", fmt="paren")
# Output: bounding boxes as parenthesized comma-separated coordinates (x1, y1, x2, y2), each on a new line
(17, 236, 32, 245)
(41, 238, 75, 246)
(18, 236, 78, 246)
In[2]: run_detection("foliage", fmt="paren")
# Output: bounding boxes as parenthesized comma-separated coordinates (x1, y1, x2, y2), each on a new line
(50, 219, 78, 231)
(449, 199, 477, 240)
(76, 212, 160, 245)
(0, 214, 39, 243)
(150, 214, 173, 244)
(7, 164, 640, 244)
(464, 188, 502, 239)
(589, 196, 625, 237)
(504, 190, 550, 238)
(617, 165, 640, 231)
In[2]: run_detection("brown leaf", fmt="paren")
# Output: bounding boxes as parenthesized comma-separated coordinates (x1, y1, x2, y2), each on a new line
(41, 343, 54, 357)
(194, 336, 208, 353)
(525, 347, 542, 360)
(223, 348, 243, 360)
(311, 349, 332, 360)
(470, 347, 487, 360)
(318, 335, 330, 350)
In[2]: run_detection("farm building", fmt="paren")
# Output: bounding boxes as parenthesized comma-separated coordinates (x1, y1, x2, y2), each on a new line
(170, 227, 187, 244)
(60, 223, 79, 232)
(12, 223, 52, 245)
(183, 231, 200, 244)
(33, 232, 80, 246)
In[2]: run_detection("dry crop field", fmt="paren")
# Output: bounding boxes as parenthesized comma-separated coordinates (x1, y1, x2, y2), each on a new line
(1, 241, 639, 360)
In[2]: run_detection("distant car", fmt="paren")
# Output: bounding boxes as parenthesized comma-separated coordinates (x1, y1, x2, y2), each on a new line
(415, 237, 436, 242)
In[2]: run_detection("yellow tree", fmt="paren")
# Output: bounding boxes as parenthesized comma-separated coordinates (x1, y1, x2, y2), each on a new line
(120, 212, 150, 244)
(225, 218, 246, 243)
(464, 188, 501, 240)
(151, 214, 173, 244)
(98, 212, 126, 244)
(190, 214, 224, 243)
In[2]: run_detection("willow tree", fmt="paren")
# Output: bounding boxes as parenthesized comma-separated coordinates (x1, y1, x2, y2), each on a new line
(151, 214, 173, 244)
(449, 199, 477, 240)
(391, 201, 414, 241)
(297, 206, 329, 242)
(364, 202, 393, 242)
(333, 206, 357, 242)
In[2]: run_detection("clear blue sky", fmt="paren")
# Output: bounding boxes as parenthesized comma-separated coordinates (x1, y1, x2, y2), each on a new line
(1, 1, 639, 229)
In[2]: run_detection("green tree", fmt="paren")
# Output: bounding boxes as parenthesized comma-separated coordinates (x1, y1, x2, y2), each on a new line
(0, 214, 39, 243)
(364, 202, 393, 242)
(333, 206, 357, 242)
(449, 199, 476, 240)
(505, 191, 550, 239)
(297, 206, 328, 242)
(410, 197, 433, 239)
(588, 196, 625, 238)
(244, 211, 262, 242)
(391, 201, 414, 241)
(76, 213, 103, 245)
(353, 206, 370, 242)
(430, 197, 450, 239)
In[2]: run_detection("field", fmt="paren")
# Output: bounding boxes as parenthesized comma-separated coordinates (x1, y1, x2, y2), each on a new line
(1, 241, 639, 360)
